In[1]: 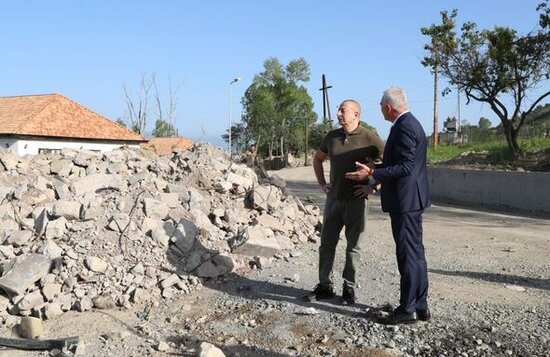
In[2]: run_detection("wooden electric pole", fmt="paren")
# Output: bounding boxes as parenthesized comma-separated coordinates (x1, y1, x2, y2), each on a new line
(432, 64, 439, 148)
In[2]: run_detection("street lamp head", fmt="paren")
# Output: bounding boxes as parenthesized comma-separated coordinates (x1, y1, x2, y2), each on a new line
(230, 77, 241, 84)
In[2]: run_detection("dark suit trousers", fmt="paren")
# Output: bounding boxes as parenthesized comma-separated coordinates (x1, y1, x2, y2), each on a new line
(390, 210, 429, 314)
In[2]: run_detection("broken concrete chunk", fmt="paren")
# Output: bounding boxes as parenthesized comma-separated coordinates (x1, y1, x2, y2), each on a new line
(233, 226, 281, 258)
(17, 289, 45, 311)
(39, 240, 64, 259)
(71, 174, 125, 196)
(19, 316, 43, 339)
(0, 254, 52, 295)
(51, 199, 82, 220)
(195, 254, 235, 278)
(5, 230, 34, 247)
(85, 256, 108, 273)
(143, 198, 169, 220)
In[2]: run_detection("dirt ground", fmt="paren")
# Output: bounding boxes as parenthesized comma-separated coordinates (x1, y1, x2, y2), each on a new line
(2, 165, 549, 356)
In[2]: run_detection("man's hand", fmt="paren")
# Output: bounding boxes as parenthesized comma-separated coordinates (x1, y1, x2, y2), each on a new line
(320, 183, 332, 194)
(345, 161, 374, 181)
(353, 184, 375, 198)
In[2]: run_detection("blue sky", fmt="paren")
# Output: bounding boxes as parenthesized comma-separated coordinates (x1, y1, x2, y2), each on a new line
(2, 1, 548, 148)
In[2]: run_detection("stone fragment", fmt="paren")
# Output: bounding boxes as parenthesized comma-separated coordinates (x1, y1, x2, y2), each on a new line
(43, 302, 64, 319)
(42, 283, 63, 302)
(159, 192, 180, 208)
(50, 159, 73, 176)
(251, 184, 281, 211)
(75, 296, 93, 312)
(0, 254, 52, 295)
(225, 172, 253, 190)
(52, 178, 71, 199)
(143, 198, 169, 220)
(195, 254, 235, 278)
(171, 219, 198, 252)
(233, 226, 281, 257)
(85, 256, 108, 273)
(39, 240, 64, 259)
(198, 342, 226, 357)
(160, 274, 181, 289)
(5, 230, 34, 247)
(18, 290, 45, 311)
(51, 200, 81, 220)
(19, 316, 43, 339)
(92, 294, 116, 309)
(71, 174, 125, 196)
(45, 217, 67, 239)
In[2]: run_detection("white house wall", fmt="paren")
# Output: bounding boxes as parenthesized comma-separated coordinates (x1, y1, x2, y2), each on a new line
(0, 137, 140, 156)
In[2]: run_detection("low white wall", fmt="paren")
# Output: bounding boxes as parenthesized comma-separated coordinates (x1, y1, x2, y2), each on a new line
(0, 138, 140, 156)
(428, 167, 550, 215)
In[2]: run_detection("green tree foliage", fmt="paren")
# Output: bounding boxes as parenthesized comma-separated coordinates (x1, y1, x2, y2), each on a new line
(478, 117, 492, 130)
(116, 118, 127, 127)
(239, 57, 318, 160)
(421, 1, 550, 158)
(152, 119, 177, 137)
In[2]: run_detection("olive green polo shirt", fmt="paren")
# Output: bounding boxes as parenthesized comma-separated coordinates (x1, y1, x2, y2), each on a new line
(319, 125, 385, 200)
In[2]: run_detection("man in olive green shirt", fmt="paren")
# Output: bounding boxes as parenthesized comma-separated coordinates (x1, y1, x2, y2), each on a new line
(304, 99, 384, 305)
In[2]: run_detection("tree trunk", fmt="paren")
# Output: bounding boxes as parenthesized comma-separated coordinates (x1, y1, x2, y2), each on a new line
(502, 121, 520, 158)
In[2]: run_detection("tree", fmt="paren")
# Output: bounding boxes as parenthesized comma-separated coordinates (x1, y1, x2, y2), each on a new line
(240, 57, 317, 160)
(122, 72, 181, 136)
(152, 119, 177, 137)
(478, 117, 492, 130)
(123, 72, 154, 135)
(116, 118, 127, 127)
(421, 1, 550, 158)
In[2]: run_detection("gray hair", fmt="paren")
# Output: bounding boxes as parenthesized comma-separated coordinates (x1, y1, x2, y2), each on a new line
(382, 87, 408, 111)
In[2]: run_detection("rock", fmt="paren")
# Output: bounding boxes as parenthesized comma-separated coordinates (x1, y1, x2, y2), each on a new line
(198, 342, 226, 357)
(17, 290, 45, 311)
(43, 302, 64, 319)
(143, 198, 169, 220)
(51, 199, 82, 220)
(85, 256, 108, 273)
(0, 254, 52, 295)
(5, 230, 34, 247)
(233, 226, 282, 257)
(195, 254, 235, 278)
(71, 174, 125, 196)
(39, 240, 64, 259)
(19, 316, 43, 339)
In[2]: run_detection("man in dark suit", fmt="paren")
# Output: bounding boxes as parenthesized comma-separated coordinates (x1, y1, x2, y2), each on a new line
(346, 87, 431, 324)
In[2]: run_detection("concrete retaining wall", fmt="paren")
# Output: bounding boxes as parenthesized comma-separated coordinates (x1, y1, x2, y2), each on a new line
(428, 167, 550, 215)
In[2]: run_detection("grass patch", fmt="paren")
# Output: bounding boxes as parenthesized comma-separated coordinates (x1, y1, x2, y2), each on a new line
(427, 137, 550, 164)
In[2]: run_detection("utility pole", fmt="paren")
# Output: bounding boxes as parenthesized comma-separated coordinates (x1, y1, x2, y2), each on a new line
(432, 64, 439, 148)
(319, 74, 333, 130)
(457, 88, 461, 135)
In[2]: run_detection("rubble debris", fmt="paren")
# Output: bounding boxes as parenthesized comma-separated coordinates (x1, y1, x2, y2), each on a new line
(0, 143, 321, 320)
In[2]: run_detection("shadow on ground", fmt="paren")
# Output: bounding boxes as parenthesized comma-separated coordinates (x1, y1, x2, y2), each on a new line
(429, 268, 550, 291)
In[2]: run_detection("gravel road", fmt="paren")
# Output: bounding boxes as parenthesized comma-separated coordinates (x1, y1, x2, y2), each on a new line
(3, 165, 548, 357)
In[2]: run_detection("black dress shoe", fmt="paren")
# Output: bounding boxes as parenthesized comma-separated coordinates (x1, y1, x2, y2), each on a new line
(377, 310, 417, 325)
(416, 308, 431, 322)
(341, 285, 356, 305)
(302, 284, 335, 302)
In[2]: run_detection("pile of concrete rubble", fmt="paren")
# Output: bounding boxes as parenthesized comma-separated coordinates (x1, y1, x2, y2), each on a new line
(0, 143, 321, 320)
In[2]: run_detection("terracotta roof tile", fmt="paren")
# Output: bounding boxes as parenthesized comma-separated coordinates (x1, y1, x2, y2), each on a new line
(0, 93, 146, 142)
(141, 137, 193, 156)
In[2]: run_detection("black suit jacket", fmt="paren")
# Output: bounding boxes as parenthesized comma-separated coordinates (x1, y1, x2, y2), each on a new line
(373, 112, 430, 213)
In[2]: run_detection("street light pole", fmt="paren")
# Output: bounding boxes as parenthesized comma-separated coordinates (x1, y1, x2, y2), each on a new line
(229, 77, 241, 158)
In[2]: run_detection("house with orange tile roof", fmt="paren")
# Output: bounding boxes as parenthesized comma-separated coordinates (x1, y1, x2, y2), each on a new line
(0, 93, 147, 156)
(140, 136, 193, 156)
